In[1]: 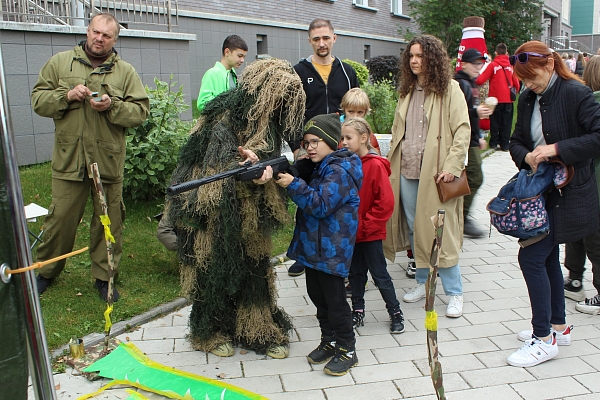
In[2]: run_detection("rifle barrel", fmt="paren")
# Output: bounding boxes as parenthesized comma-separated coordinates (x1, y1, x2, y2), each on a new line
(167, 167, 245, 196)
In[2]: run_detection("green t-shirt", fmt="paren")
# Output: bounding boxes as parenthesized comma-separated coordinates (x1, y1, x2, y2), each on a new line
(196, 61, 238, 111)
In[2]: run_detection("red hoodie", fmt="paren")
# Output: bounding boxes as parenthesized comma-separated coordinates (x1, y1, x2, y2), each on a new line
(475, 54, 520, 103)
(357, 153, 395, 243)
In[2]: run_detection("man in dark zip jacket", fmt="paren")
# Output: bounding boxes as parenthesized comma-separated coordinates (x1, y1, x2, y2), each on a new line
(289, 18, 359, 276)
(294, 18, 359, 127)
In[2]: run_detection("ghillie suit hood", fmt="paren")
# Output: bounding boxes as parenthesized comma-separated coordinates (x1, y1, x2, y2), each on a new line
(166, 59, 305, 353)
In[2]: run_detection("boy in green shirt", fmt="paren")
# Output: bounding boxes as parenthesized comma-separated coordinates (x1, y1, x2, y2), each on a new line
(197, 35, 248, 111)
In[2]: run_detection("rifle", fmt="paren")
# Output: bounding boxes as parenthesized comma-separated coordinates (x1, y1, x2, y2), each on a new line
(167, 156, 292, 196)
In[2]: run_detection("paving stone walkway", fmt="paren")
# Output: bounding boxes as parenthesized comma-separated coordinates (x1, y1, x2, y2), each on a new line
(31, 151, 600, 399)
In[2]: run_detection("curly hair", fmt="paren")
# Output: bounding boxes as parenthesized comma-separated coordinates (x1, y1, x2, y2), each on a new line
(399, 35, 452, 98)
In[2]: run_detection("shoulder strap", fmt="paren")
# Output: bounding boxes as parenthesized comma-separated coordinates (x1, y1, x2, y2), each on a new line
(437, 96, 443, 174)
(502, 68, 513, 89)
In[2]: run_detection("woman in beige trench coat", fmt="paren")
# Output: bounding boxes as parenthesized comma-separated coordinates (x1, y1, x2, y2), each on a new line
(383, 35, 471, 317)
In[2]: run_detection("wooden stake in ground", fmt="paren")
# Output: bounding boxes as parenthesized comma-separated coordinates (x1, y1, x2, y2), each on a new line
(426, 209, 446, 400)
(89, 163, 116, 354)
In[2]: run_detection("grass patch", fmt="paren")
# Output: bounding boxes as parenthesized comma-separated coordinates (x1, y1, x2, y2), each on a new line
(20, 162, 294, 352)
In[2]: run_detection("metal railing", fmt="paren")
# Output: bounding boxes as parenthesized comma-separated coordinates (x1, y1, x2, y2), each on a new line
(0, 0, 178, 31)
(545, 36, 591, 55)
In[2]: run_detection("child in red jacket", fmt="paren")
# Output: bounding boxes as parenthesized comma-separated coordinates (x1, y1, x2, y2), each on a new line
(341, 117, 405, 334)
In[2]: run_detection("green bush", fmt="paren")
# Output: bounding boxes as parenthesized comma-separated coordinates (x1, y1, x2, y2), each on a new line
(124, 77, 193, 201)
(363, 80, 398, 134)
(366, 55, 400, 87)
(342, 58, 369, 87)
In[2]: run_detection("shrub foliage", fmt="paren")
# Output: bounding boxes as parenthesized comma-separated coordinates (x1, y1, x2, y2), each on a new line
(124, 77, 192, 201)
(366, 55, 401, 87)
(363, 80, 398, 134)
(342, 58, 369, 87)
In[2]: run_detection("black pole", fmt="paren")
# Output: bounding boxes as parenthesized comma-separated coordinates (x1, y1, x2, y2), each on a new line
(0, 43, 56, 399)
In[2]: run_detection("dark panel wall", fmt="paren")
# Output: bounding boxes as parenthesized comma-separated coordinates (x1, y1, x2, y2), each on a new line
(0, 28, 193, 166)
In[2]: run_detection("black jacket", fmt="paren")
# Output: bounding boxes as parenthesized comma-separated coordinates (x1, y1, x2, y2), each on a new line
(294, 56, 359, 124)
(454, 70, 481, 147)
(509, 75, 600, 244)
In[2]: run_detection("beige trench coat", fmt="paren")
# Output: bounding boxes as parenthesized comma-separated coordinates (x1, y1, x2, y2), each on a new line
(383, 80, 471, 269)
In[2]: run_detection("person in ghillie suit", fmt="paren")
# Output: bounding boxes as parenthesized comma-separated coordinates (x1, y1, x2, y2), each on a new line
(166, 58, 306, 358)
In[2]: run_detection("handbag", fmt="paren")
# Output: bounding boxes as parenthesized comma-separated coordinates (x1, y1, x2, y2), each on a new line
(503, 68, 517, 101)
(433, 97, 471, 203)
(486, 159, 574, 247)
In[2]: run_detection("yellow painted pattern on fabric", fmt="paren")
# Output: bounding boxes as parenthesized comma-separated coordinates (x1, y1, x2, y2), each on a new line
(104, 304, 113, 331)
(425, 310, 438, 331)
(99, 215, 115, 243)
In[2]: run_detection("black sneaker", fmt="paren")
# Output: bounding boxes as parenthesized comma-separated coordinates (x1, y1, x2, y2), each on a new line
(406, 259, 416, 278)
(346, 282, 352, 298)
(390, 312, 405, 334)
(307, 340, 336, 364)
(576, 294, 600, 315)
(288, 263, 305, 277)
(564, 278, 586, 302)
(323, 345, 358, 376)
(94, 279, 120, 302)
(352, 310, 365, 328)
(36, 274, 54, 295)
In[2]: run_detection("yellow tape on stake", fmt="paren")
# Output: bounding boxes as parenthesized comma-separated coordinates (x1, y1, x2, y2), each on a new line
(99, 215, 115, 243)
(425, 310, 438, 331)
(103, 304, 113, 332)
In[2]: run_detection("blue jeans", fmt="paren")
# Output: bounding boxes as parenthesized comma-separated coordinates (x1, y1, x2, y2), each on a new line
(348, 240, 401, 315)
(401, 175, 462, 296)
(518, 207, 565, 338)
(400, 175, 419, 251)
(415, 264, 463, 296)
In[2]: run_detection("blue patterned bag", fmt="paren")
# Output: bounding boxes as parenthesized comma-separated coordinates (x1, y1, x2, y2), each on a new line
(486, 160, 573, 246)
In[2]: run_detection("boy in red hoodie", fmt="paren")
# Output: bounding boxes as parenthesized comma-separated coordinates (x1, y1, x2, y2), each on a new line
(341, 117, 405, 333)
(475, 43, 520, 151)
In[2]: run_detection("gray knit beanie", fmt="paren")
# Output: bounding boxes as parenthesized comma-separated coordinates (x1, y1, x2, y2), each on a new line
(304, 113, 341, 151)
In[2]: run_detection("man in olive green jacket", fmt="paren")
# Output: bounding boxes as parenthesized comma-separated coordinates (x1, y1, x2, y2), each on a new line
(30, 13, 149, 301)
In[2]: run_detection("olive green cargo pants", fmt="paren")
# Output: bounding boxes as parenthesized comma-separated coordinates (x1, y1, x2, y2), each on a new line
(36, 177, 125, 281)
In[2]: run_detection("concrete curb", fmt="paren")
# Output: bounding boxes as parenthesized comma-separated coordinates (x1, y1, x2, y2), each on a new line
(51, 297, 189, 358)
(52, 253, 289, 358)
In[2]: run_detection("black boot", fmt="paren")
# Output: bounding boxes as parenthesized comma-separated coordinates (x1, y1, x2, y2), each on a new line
(36, 274, 54, 295)
(323, 342, 358, 376)
(94, 279, 120, 302)
(307, 336, 336, 365)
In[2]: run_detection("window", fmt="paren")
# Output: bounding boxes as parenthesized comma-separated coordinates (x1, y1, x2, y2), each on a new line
(364, 45, 371, 62)
(353, 0, 377, 11)
(391, 0, 402, 15)
(256, 34, 270, 59)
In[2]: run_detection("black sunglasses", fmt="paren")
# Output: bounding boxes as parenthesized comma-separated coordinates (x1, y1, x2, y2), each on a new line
(509, 52, 550, 66)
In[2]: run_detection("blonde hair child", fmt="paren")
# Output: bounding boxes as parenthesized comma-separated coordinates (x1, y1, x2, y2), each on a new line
(340, 88, 371, 119)
(340, 89, 380, 154)
(341, 117, 405, 333)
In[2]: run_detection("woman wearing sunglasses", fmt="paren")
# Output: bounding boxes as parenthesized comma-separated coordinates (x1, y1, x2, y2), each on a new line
(507, 41, 600, 367)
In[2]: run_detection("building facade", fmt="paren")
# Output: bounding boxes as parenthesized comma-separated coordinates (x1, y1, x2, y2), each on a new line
(571, 0, 600, 53)
(169, 1, 415, 105)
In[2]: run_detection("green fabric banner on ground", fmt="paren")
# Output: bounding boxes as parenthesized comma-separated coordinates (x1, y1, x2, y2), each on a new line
(82, 342, 266, 400)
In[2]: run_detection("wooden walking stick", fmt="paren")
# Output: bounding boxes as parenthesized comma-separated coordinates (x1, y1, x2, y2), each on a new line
(89, 163, 116, 354)
(426, 209, 446, 400)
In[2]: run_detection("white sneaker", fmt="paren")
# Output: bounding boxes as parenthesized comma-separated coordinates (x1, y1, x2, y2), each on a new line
(446, 295, 463, 318)
(576, 294, 600, 315)
(517, 325, 572, 346)
(403, 283, 426, 303)
(507, 334, 558, 367)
